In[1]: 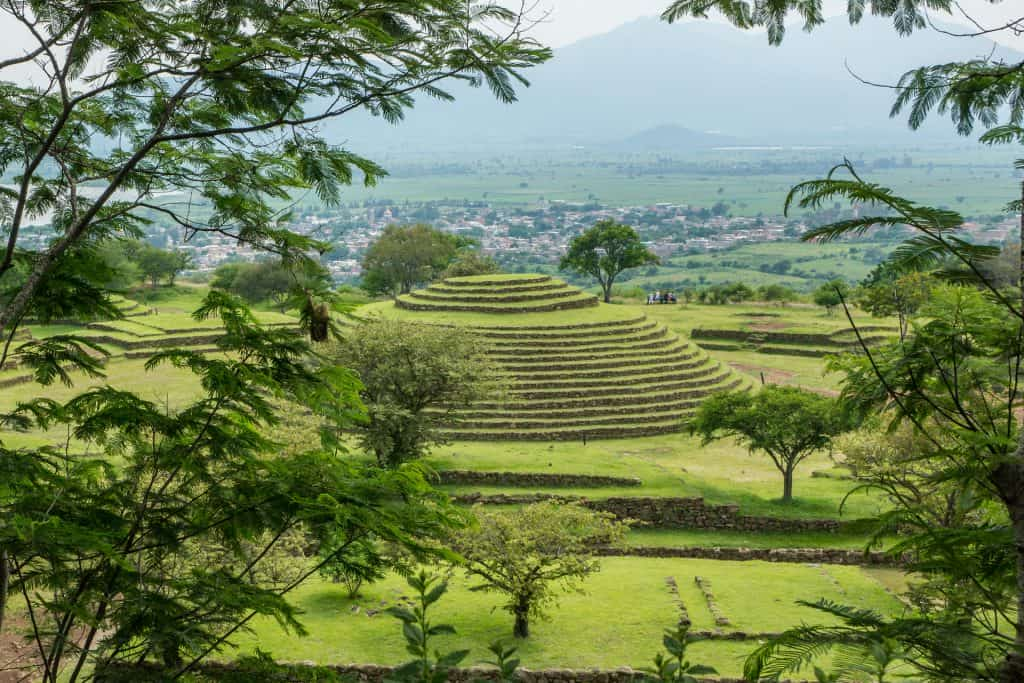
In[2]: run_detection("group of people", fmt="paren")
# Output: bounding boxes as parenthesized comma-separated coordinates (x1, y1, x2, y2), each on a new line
(646, 290, 677, 305)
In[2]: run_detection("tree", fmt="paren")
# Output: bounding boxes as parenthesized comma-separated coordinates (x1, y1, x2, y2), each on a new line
(450, 502, 626, 638)
(213, 260, 293, 303)
(360, 225, 461, 297)
(330, 319, 504, 467)
(559, 220, 659, 303)
(0, 293, 460, 682)
(812, 279, 849, 316)
(688, 386, 850, 501)
(661, 1, 1024, 677)
(855, 268, 934, 340)
(0, 0, 548, 353)
(442, 251, 501, 278)
(758, 283, 797, 305)
(134, 243, 192, 287)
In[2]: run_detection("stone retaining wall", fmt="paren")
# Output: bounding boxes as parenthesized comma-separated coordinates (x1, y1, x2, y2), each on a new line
(445, 423, 684, 441)
(513, 365, 720, 392)
(98, 662, 810, 683)
(691, 328, 841, 346)
(396, 297, 598, 314)
(469, 377, 745, 411)
(444, 275, 551, 286)
(470, 316, 648, 332)
(437, 470, 642, 488)
(602, 546, 899, 567)
(488, 328, 666, 349)
(410, 288, 579, 304)
(507, 356, 706, 380)
(478, 322, 657, 340)
(495, 338, 676, 357)
(453, 493, 846, 533)
(510, 371, 728, 401)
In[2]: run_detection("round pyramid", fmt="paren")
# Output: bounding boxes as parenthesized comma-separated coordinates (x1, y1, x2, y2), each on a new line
(363, 274, 746, 441)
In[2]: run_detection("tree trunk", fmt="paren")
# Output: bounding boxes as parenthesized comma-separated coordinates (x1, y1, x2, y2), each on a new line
(0, 548, 8, 633)
(1005, 504, 1024, 682)
(993, 457, 1024, 682)
(602, 281, 613, 303)
(782, 468, 794, 502)
(512, 599, 530, 638)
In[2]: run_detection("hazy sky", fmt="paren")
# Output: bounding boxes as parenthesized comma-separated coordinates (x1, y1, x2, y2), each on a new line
(1, 0, 1021, 81)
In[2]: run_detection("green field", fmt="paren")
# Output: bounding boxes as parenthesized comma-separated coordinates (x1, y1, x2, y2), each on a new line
(630, 241, 895, 293)
(306, 154, 1020, 217)
(233, 558, 903, 677)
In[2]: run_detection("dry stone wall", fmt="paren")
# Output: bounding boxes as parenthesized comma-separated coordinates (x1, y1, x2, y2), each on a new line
(437, 470, 642, 488)
(99, 662, 810, 683)
(604, 546, 901, 567)
(452, 493, 847, 533)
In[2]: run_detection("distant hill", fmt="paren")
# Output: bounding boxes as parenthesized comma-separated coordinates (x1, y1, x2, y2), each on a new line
(612, 124, 741, 151)
(322, 15, 1022, 157)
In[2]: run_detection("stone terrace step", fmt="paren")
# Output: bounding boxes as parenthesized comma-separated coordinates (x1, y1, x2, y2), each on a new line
(467, 315, 648, 332)
(395, 294, 599, 314)
(475, 320, 658, 340)
(501, 350, 708, 376)
(429, 281, 571, 295)
(471, 377, 745, 412)
(408, 288, 580, 304)
(452, 396, 710, 421)
(486, 326, 668, 349)
(450, 410, 693, 431)
(507, 356, 712, 382)
(511, 359, 719, 387)
(443, 420, 685, 441)
(491, 343, 698, 367)
(488, 336, 682, 358)
(509, 369, 732, 401)
(442, 274, 552, 287)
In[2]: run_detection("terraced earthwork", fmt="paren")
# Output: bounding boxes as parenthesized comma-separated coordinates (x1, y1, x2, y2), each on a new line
(371, 274, 748, 441)
(396, 273, 599, 313)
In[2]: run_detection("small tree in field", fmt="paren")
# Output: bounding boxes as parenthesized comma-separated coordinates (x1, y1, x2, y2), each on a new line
(813, 279, 850, 316)
(331, 319, 504, 467)
(560, 220, 659, 303)
(688, 386, 850, 501)
(450, 502, 627, 638)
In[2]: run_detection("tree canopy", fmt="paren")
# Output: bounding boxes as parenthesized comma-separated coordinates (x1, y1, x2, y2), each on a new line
(689, 386, 850, 501)
(0, 0, 548, 344)
(559, 220, 659, 303)
(450, 502, 626, 638)
(361, 225, 466, 297)
(329, 319, 504, 467)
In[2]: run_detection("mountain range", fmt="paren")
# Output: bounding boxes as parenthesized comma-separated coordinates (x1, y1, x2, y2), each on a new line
(322, 15, 1022, 157)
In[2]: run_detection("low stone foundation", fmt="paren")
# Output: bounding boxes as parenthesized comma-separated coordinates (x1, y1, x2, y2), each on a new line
(99, 662, 810, 683)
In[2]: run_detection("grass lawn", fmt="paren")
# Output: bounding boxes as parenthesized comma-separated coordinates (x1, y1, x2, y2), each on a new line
(0, 357, 206, 450)
(633, 301, 895, 337)
(233, 558, 903, 677)
(703, 348, 844, 393)
(626, 528, 883, 551)
(428, 434, 885, 521)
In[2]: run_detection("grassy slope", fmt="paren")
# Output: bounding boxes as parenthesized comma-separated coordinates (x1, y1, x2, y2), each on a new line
(633, 242, 895, 292)
(235, 558, 901, 676)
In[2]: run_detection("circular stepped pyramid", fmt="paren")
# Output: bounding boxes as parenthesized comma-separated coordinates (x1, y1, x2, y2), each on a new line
(383, 274, 747, 441)
(396, 274, 599, 313)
